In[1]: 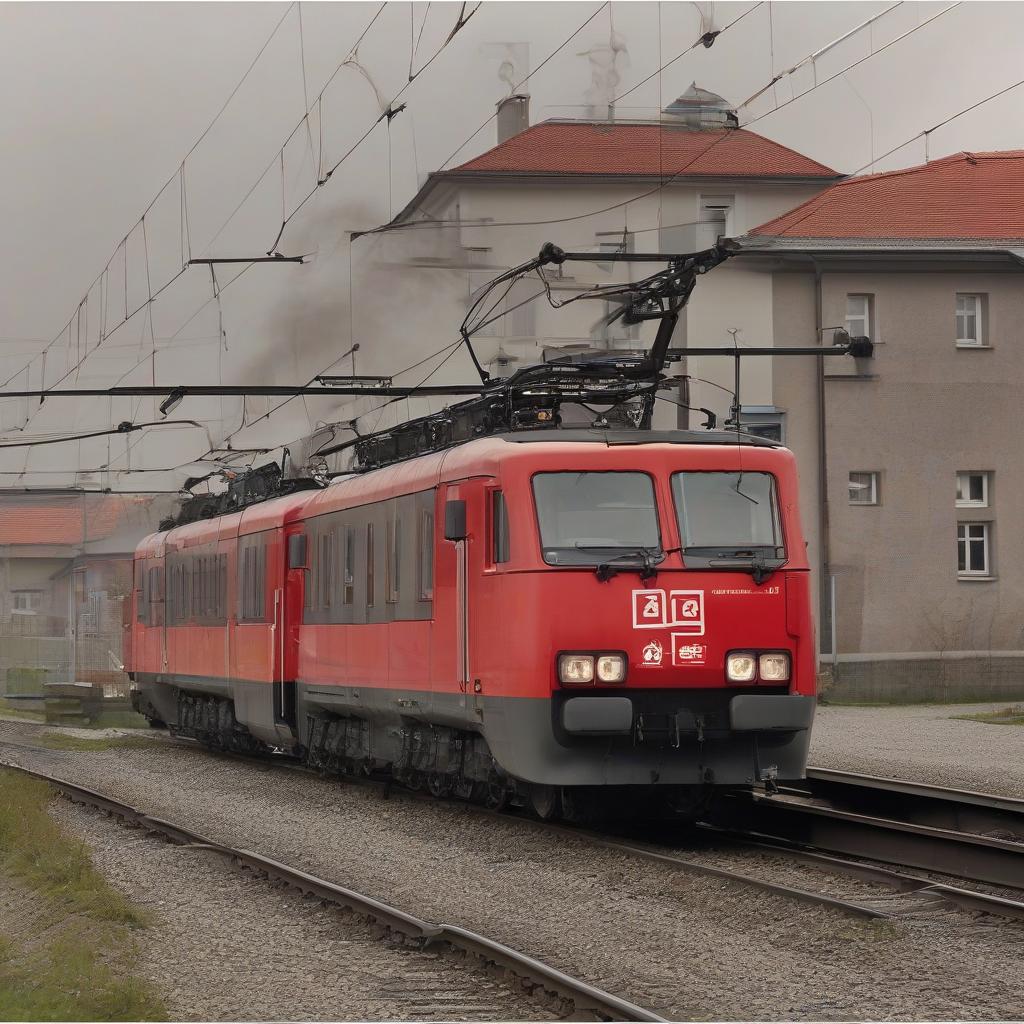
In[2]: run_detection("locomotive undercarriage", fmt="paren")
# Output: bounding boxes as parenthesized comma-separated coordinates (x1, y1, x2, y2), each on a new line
(151, 686, 711, 821)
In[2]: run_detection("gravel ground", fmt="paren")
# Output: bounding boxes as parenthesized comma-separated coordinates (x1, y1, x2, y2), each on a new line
(46, 799, 547, 1021)
(810, 702, 1024, 798)
(2, 721, 1023, 1021)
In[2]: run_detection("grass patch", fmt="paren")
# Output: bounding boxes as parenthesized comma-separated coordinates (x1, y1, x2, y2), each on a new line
(34, 733, 156, 753)
(953, 705, 1024, 726)
(0, 770, 146, 924)
(0, 768, 166, 1020)
(0, 701, 45, 723)
(0, 927, 165, 1021)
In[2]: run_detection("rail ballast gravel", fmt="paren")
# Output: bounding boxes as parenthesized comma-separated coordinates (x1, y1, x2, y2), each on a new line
(0, 759, 665, 1023)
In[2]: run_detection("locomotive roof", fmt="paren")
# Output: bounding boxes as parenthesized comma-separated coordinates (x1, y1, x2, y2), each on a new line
(493, 428, 780, 447)
(135, 428, 787, 551)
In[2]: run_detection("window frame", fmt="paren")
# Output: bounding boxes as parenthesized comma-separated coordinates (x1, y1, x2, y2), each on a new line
(343, 525, 355, 605)
(671, 470, 786, 558)
(957, 521, 991, 578)
(386, 516, 400, 605)
(848, 471, 879, 506)
(492, 490, 511, 564)
(955, 293, 985, 347)
(845, 293, 873, 340)
(366, 522, 375, 608)
(531, 470, 663, 567)
(418, 509, 434, 601)
(955, 471, 989, 508)
(12, 590, 41, 614)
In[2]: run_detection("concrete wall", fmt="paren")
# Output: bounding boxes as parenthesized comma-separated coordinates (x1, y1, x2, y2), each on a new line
(822, 655, 1024, 704)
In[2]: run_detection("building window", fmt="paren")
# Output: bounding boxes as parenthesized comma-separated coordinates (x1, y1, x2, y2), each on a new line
(956, 294, 984, 346)
(848, 471, 879, 505)
(845, 294, 873, 339)
(956, 471, 989, 508)
(12, 590, 41, 614)
(957, 522, 990, 577)
(740, 407, 785, 443)
(698, 195, 734, 248)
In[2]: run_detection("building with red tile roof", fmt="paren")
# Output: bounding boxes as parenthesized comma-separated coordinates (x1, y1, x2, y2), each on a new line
(448, 121, 840, 181)
(747, 151, 1024, 246)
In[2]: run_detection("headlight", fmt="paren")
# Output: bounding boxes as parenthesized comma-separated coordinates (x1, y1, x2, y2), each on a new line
(759, 652, 791, 681)
(559, 654, 594, 684)
(726, 652, 757, 682)
(596, 654, 626, 683)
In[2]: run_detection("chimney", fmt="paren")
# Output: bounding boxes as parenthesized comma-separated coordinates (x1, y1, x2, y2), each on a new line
(496, 94, 529, 143)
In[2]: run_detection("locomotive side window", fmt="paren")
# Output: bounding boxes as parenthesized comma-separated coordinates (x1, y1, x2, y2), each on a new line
(366, 523, 375, 608)
(136, 560, 149, 625)
(148, 566, 164, 627)
(239, 539, 268, 621)
(672, 472, 786, 572)
(343, 526, 355, 604)
(386, 517, 400, 604)
(320, 531, 334, 609)
(492, 491, 511, 564)
(532, 472, 661, 566)
(419, 510, 434, 600)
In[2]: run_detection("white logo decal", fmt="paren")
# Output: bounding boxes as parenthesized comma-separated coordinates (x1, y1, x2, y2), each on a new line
(631, 589, 705, 635)
(672, 638, 708, 666)
(641, 639, 664, 666)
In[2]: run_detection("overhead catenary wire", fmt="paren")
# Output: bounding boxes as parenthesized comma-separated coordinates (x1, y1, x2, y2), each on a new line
(847, 73, 1024, 176)
(0, 2, 302, 402)
(738, 2, 962, 130)
(9, 1, 1004, 489)
(264, 1, 484, 255)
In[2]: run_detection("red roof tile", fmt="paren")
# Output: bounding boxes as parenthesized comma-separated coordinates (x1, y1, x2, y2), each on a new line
(750, 151, 1024, 239)
(0, 495, 146, 546)
(452, 121, 839, 179)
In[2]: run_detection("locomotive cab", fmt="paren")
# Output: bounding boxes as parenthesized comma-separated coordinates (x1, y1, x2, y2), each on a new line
(451, 430, 815, 801)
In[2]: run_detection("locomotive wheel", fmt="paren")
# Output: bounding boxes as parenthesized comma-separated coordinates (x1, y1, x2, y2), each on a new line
(482, 780, 508, 811)
(427, 773, 451, 798)
(528, 784, 562, 821)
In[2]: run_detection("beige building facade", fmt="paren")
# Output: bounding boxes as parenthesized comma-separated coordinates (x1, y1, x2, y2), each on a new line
(741, 149, 1024, 698)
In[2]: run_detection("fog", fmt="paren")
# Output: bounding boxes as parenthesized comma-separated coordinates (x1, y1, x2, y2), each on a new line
(1, 1, 1023, 490)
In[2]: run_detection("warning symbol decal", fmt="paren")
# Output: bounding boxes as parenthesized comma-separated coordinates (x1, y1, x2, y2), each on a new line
(631, 589, 705, 635)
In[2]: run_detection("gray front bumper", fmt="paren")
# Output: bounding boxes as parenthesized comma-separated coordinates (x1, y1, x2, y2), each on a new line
(729, 694, 816, 731)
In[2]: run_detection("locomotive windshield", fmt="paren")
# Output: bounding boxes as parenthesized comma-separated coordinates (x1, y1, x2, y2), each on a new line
(533, 471, 662, 567)
(672, 471, 786, 573)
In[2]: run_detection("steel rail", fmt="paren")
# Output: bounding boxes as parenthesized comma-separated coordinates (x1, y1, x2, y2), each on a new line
(0, 758, 665, 1023)
(715, 790, 1024, 890)
(802, 767, 1024, 838)
(0, 734, 891, 922)
(709, 830, 1024, 922)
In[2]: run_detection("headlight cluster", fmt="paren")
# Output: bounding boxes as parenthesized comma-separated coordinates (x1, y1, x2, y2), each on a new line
(726, 650, 791, 683)
(558, 652, 627, 685)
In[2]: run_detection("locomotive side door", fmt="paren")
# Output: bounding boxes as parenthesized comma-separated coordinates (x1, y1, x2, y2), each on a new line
(437, 480, 487, 720)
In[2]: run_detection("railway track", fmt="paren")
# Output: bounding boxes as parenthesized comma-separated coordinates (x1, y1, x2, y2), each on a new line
(4, 729, 1023, 931)
(0, 755, 665, 1023)
(709, 766, 1024, 892)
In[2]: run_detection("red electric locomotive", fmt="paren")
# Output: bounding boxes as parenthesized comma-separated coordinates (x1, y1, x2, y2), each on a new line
(127, 428, 815, 818)
(126, 243, 826, 819)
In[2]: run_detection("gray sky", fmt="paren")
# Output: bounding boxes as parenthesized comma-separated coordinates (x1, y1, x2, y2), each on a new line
(1, 1, 1022, 485)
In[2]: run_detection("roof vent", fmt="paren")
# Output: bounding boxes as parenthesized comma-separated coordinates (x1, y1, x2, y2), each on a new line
(663, 82, 737, 129)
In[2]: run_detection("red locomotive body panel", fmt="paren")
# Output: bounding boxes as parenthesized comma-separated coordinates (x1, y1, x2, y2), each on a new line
(127, 432, 816, 798)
